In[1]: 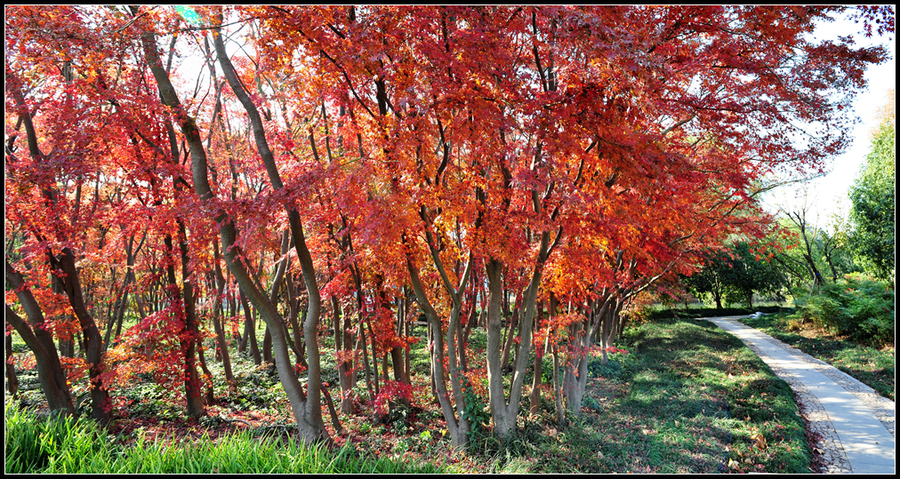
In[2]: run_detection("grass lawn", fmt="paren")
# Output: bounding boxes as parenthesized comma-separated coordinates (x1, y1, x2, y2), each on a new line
(566, 315, 813, 473)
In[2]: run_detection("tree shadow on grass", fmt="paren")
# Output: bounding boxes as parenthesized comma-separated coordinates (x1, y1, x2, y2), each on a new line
(586, 373, 734, 473)
(605, 316, 811, 473)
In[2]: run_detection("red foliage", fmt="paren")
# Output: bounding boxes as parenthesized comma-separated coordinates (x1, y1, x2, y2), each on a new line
(5, 4, 892, 428)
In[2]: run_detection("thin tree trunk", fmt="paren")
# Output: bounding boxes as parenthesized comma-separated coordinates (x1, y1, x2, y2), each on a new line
(140, 12, 328, 442)
(358, 317, 374, 401)
(211, 245, 236, 393)
(332, 296, 356, 414)
(163, 231, 205, 418)
(196, 341, 216, 406)
(552, 342, 565, 428)
(286, 274, 307, 366)
(239, 289, 262, 365)
(407, 257, 469, 449)
(212, 13, 329, 442)
(48, 248, 112, 425)
(6, 303, 74, 415)
(500, 305, 519, 372)
(5, 320, 19, 396)
(485, 231, 548, 442)
(367, 317, 380, 397)
(529, 300, 544, 413)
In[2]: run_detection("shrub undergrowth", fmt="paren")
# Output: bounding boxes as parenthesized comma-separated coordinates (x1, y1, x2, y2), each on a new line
(794, 273, 894, 348)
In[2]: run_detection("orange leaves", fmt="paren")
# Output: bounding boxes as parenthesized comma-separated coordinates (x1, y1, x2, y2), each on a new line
(534, 312, 587, 353)
(59, 355, 91, 386)
(17, 285, 78, 334)
(548, 312, 587, 332)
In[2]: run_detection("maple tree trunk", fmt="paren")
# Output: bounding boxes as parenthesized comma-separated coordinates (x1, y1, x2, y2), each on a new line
(50, 248, 113, 426)
(212, 13, 329, 443)
(262, 328, 274, 365)
(385, 289, 409, 391)
(713, 281, 724, 310)
(529, 301, 545, 414)
(196, 346, 216, 406)
(358, 317, 374, 400)
(170, 225, 206, 418)
(331, 296, 356, 414)
(210, 279, 236, 394)
(6, 262, 75, 414)
(286, 275, 307, 366)
(529, 349, 543, 414)
(461, 282, 478, 372)
(104, 266, 132, 352)
(485, 229, 548, 441)
(237, 306, 248, 353)
(239, 290, 262, 365)
(211, 243, 236, 393)
(140, 16, 328, 443)
(459, 310, 472, 373)
(500, 306, 519, 372)
(103, 243, 132, 353)
(563, 326, 590, 417)
(390, 352, 410, 407)
(485, 258, 517, 439)
(5, 321, 19, 396)
(262, 232, 291, 367)
(391, 325, 409, 387)
(7, 306, 74, 414)
(598, 297, 615, 366)
(403, 293, 412, 381)
(407, 259, 469, 449)
(366, 318, 380, 396)
(551, 343, 565, 428)
(48, 276, 76, 360)
(288, 214, 330, 443)
(351, 272, 371, 398)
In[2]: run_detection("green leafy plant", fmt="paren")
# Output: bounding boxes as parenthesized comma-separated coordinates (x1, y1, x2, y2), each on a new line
(5, 401, 108, 473)
(589, 346, 633, 381)
(458, 378, 491, 448)
(795, 273, 894, 347)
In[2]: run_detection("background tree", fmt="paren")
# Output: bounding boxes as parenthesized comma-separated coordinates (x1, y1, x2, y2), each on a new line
(848, 92, 895, 281)
(683, 241, 788, 309)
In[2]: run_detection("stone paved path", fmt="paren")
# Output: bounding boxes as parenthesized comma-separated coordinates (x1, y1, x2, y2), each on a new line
(705, 316, 895, 474)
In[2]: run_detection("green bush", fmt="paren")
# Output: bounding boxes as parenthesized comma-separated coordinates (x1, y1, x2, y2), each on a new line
(795, 274, 894, 347)
(588, 347, 634, 381)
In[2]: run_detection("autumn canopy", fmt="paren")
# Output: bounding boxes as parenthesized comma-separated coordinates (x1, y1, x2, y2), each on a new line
(5, 5, 892, 446)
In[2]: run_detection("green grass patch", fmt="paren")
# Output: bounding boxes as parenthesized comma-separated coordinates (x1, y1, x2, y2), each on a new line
(5, 401, 443, 474)
(556, 316, 813, 473)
